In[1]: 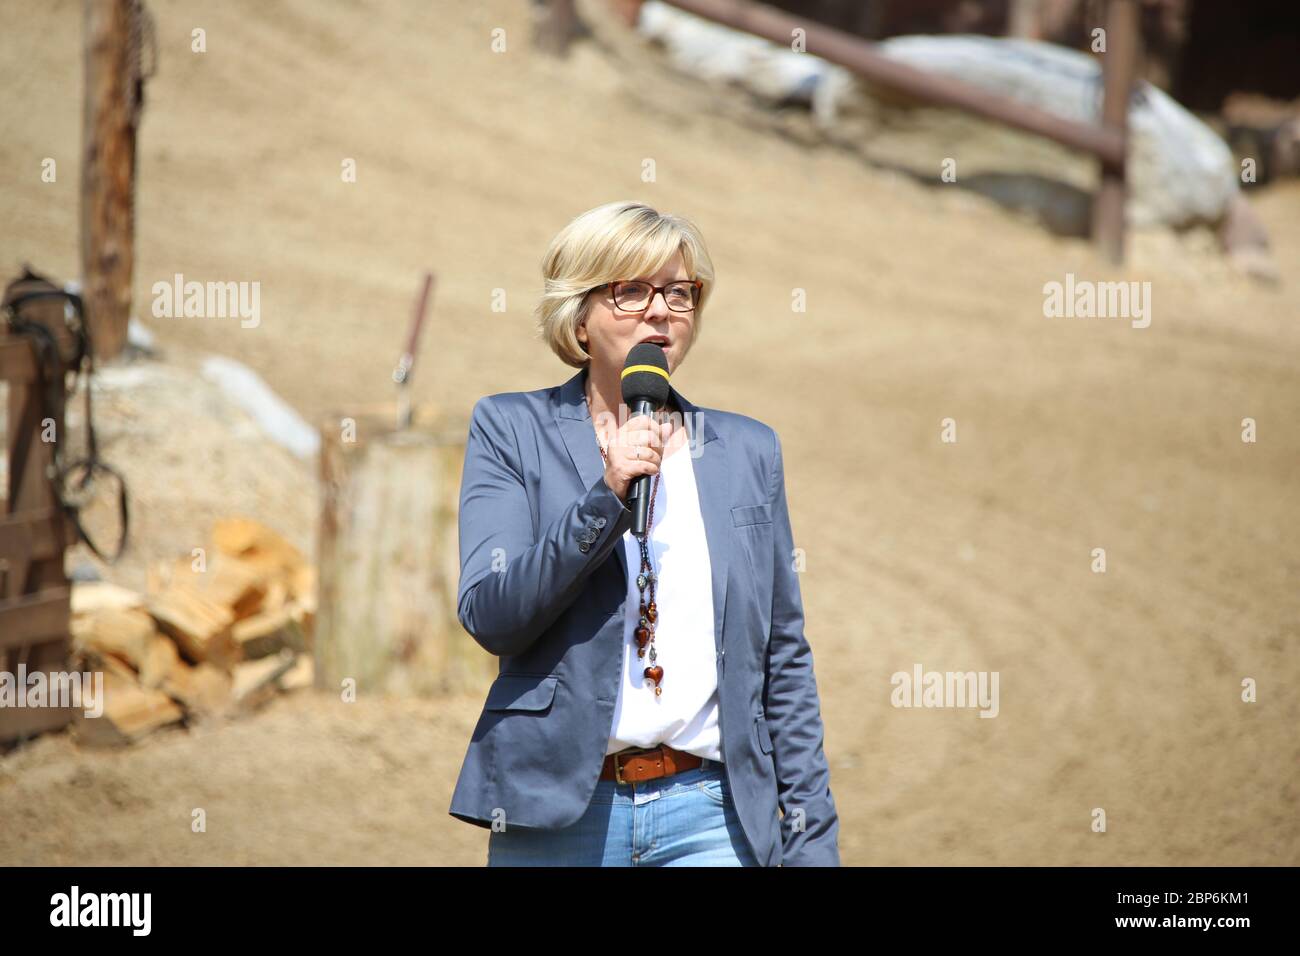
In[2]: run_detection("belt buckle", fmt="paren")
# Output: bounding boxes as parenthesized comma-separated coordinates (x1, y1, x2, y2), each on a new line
(613, 746, 657, 785)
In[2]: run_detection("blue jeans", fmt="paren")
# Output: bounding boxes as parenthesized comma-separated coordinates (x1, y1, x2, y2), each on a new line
(487, 759, 760, 866)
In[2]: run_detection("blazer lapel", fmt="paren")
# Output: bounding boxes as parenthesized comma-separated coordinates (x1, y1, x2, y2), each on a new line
(676, 383, 728, 660)
(556, 368, 629, 586)
(555, 367, 729, 657)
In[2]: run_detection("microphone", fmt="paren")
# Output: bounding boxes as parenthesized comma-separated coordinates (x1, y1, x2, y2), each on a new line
(620, 342, 671, 537)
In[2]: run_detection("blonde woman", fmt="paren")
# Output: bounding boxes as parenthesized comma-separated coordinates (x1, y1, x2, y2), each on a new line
(448, 200, 839, 866)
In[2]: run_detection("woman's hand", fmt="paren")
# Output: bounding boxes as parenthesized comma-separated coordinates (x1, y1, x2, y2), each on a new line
(602, 414, 674, 501)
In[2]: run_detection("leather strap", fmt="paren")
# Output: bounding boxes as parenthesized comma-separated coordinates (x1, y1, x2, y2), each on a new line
(601, 744, 703, 784)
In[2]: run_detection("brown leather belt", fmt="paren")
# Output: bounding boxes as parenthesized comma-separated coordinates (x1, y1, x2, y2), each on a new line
(601, 744, 704, 784)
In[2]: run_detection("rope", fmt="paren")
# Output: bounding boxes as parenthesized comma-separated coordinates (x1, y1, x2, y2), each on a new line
(3, 274, 131, 564)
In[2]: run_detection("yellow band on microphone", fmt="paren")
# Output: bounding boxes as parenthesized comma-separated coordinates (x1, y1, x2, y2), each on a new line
(621, 364, 670, 381)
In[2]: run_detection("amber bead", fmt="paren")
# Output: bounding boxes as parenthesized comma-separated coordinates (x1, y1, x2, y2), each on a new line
(644, 665, 663, 686)
(646, 602, 657, 623)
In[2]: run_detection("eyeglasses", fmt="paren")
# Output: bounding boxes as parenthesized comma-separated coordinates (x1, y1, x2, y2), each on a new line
(593, 279, 703, 313)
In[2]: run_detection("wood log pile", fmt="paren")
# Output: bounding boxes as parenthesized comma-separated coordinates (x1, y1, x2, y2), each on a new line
(68, 518, 316, 746)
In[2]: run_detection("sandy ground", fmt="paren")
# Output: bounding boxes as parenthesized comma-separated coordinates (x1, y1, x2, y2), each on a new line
(61, 350, 316, 593)
(1, 0, 1297, 866)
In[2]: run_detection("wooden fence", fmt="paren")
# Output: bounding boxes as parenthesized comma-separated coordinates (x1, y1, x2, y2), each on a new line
(0, 331, 74, 743)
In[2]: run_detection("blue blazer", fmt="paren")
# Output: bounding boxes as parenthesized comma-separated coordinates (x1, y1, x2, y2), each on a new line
(448, 367, 840, 866)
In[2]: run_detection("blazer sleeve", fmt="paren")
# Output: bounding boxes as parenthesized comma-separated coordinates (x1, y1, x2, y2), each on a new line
(764, 428, 841, 866)
(456, 395, 636, 657)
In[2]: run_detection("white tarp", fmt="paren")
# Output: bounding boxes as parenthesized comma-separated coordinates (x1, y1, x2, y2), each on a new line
(870, 36, 1239, 227)
(637, 0, 838, 105)
(199, 355, 320, 460)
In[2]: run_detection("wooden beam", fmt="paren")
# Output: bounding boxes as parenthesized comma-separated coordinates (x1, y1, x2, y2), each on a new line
(0, 510, 68, 566)
(661, 0, 1125, 166)
(0, 588, 72, 649)
(0, 701, 77, 743)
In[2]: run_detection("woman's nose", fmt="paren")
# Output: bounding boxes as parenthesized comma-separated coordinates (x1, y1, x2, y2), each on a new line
(644, 291, 671, 319)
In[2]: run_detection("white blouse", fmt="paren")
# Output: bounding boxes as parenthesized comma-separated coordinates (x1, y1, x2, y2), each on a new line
(605, 435, 722, 762)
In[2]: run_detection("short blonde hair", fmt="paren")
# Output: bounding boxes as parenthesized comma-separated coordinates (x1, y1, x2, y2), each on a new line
(535, 200, 715, 368)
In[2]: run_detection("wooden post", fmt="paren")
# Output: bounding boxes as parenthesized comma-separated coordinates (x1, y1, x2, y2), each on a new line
(81, 0, 142, 361)
(609, 0, 646, 29)
(1007, 0, 1040, 38)
(315, 407, 490, 698)
(532, 0, 581, 56)
(1092, 0, 1140, 265)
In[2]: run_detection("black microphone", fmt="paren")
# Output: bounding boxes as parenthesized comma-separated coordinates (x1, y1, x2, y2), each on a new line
(620, 343, 671, 537)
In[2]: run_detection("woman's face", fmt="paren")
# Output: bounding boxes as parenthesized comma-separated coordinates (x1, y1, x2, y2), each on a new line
(578, 251, 695, 377)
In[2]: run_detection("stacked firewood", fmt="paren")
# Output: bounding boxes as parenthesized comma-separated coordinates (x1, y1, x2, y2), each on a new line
(69, 518, 316, 746)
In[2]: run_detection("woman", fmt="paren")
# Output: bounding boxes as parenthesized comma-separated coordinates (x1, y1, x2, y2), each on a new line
(448, 200, 839, 866)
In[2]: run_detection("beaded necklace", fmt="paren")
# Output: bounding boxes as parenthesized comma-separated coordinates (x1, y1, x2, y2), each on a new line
(591, 402, 665, 697)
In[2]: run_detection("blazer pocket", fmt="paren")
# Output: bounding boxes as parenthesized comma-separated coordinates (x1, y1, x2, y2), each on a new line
(755, 714, 774, 754)
(731, 503, 773, 527)
(484, 673, 559, 712)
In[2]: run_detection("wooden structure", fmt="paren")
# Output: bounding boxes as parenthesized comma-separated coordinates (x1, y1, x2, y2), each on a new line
(0, 332, 74, 743)
(661, 0, 1140, 263)
(316, 407, 489, 697)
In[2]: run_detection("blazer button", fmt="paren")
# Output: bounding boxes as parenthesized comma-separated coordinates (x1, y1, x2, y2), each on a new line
(579, 542, 591, 553)
(594, 516, 607, 528)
